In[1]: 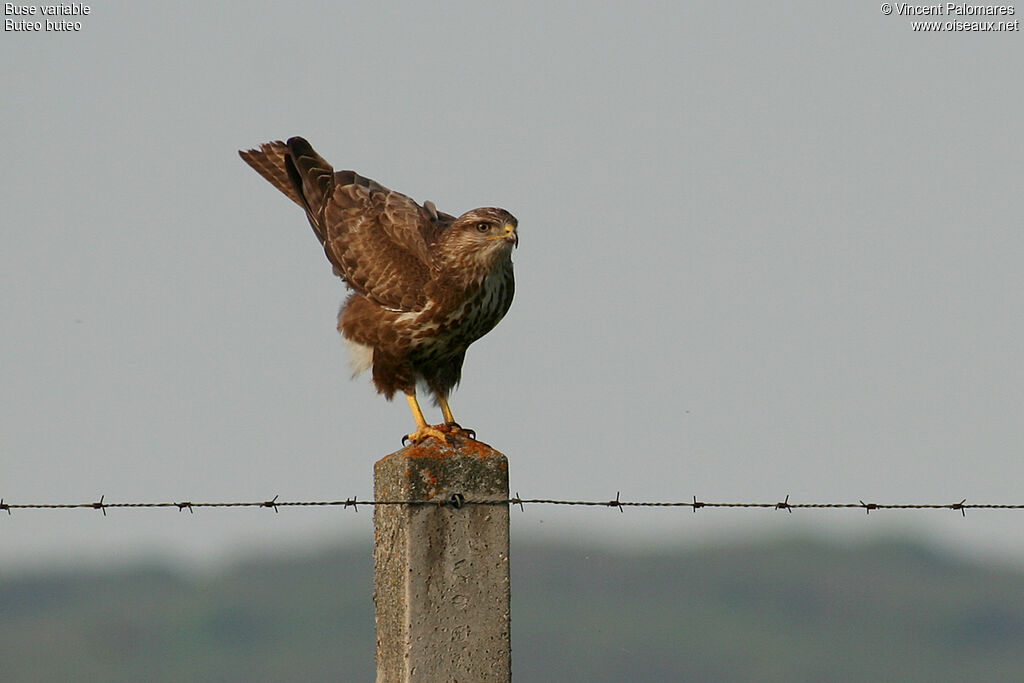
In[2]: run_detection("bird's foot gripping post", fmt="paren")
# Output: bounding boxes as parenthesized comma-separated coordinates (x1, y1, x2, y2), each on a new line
(402, 422, 479, 446)
(402, 425, 451, 446)
(437, 396, 475, 439)
(441, 421, 476, 440)
(402, 391, 476, 445)
(373, 438, 511, 683)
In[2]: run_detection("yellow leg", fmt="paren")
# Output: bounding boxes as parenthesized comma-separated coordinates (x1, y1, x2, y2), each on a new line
(437, 394, 456, 424)
(403, 391, 449, 444)
(406, 391, 429, 428)
(435, 393, 476, 439)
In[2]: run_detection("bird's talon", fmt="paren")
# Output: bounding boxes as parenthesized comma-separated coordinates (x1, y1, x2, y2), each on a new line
(403, 425, 453, 445)
(442, 422, 476, 440)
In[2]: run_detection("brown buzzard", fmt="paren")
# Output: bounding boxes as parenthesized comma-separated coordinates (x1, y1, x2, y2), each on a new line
(239, 137, 517, 444)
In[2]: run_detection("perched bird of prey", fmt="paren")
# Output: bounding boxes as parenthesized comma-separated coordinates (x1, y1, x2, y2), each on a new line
(239, 137, 517, 444)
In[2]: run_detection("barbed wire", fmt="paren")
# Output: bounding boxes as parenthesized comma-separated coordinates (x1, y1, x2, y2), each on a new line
(3, 493, 1024, 516)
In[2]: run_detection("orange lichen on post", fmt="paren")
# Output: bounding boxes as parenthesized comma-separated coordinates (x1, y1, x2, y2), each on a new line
(375, 435, 508, 502)
(377, 429, 501, 465)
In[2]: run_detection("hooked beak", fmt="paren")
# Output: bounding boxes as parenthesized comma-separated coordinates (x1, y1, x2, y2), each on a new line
(486, 223, 518, 247)
(504, 223, 518, 248)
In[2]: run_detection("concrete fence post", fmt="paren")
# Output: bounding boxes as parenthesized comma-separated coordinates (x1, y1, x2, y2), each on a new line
(373, 435, 511, 683)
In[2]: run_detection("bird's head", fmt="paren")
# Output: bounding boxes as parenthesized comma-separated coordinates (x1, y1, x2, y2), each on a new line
(438, 207, 518, 271)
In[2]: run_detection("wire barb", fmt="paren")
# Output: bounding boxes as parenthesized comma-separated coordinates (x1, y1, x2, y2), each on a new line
(776, 494, 793, 513)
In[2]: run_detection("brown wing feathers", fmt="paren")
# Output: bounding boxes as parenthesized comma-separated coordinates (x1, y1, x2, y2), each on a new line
(323, 185, 432, 312)
(281, 138, 335, 238)
(239, 137, 437, 312)
(237, 141, 305, 208)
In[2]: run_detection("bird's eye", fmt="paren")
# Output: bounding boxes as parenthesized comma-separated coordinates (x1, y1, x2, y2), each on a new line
(475, 222, 490, 232)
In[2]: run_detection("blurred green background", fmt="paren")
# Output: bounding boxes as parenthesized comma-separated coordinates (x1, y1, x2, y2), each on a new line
(4, 537, 1024, 682)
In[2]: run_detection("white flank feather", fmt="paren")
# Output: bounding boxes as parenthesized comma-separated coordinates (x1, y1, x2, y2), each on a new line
(342, 338, 374, 378)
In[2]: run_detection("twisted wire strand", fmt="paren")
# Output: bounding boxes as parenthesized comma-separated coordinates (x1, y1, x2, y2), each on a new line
(2, 494, 1019, 516)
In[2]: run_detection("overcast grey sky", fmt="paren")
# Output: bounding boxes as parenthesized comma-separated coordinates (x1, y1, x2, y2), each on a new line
(2, 2, 1022, 572)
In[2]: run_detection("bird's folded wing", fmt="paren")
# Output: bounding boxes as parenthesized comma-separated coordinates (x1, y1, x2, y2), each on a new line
(241, 138, 449, 313)
(322, 181, 444, 312)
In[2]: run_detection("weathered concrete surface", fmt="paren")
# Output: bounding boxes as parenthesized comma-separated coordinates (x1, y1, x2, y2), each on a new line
(374, 434, 511, 683)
